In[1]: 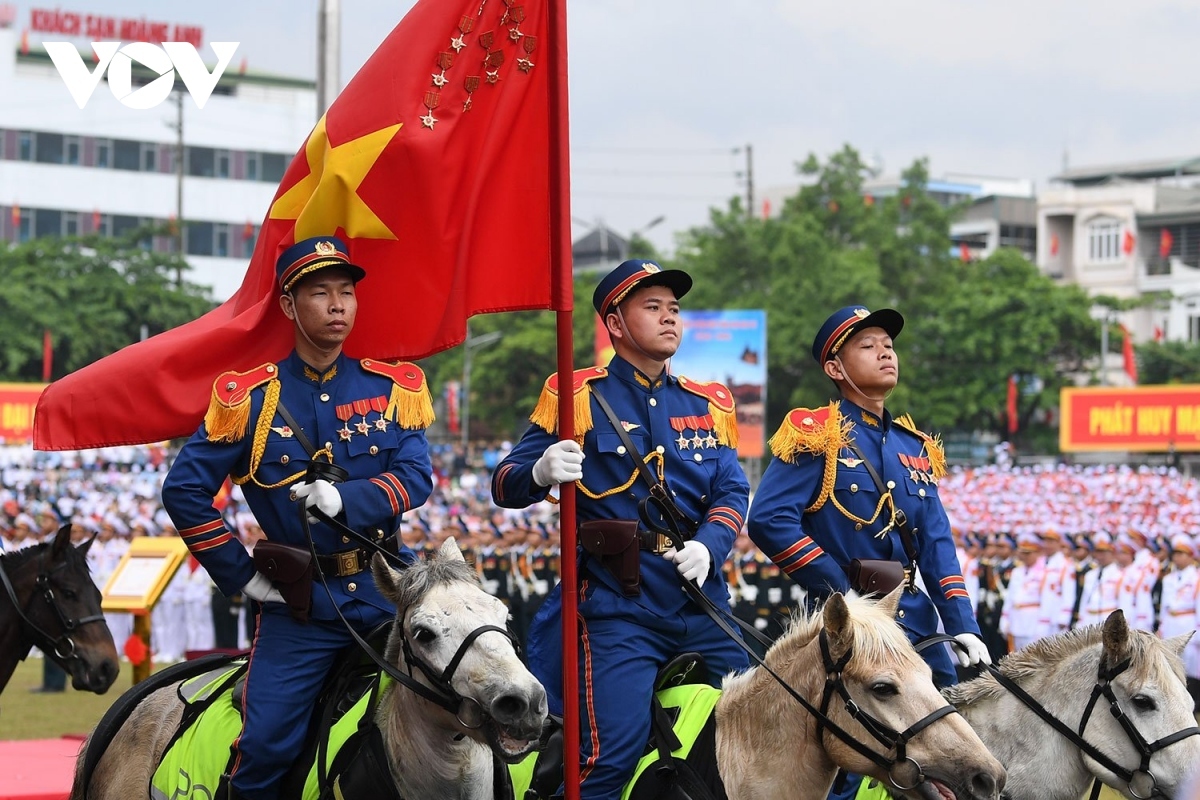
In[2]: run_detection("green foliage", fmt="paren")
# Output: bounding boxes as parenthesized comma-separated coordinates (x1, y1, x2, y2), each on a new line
(0, 229, 216, 381)
(1136, 340, 1200, 384)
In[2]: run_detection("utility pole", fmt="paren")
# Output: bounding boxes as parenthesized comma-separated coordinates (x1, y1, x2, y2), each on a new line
(745, 143, 754, 219)
(316, 0, 340, 118)
(169, 89, 184, 285)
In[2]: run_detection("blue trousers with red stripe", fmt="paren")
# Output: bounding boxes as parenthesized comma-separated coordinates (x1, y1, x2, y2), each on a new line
(231, 603, 390, 800)
(529, 579, 749, 800)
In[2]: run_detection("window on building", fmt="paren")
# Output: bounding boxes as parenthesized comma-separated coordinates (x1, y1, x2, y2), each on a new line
(32, 133, 63, 164)
(1088, 219, 1122, 263)
(63, 211, 79, 236)
(215, 226, 229, 257)
(216, 150, 231, 179)
(111, 214, 141, 238)
(33, 208, 61, 238)
(18, 131, 33, 161)
(95, 139, 111, 168)
(186, 221, 214, 256)
(142, 143, 159, 172)
(1190, 315, 1200, 343)
(17, 212, 32, 242)
(245, 152, 259, 181)
(65, 136, 81, 166)
(188, 146, 215, 177)
(262, 152, 286, 183)
(113, 139, 141, 171)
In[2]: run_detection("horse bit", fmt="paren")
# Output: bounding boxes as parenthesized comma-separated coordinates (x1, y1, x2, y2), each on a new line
(0, 549, 107, 668)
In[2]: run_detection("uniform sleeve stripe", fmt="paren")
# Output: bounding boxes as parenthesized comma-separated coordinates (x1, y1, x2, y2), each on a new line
(706, 506, 744, 528)
(190, 532, 233, 552)
(379, 472, 410, 512)
(180, 519, 225, 538)
(370, 478, 400, 515)
(493, 464, 514, 503)
(772, 537, 814, 563)
(710, 516, 739, 535)
(939, 575, 966, 587)
(784, 546, 825, 573)
(944, 588, 971, 600)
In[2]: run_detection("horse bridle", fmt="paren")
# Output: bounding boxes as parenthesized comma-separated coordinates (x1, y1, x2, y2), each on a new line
(0, 547, 107, 668)
(922, 634, 1200, 800)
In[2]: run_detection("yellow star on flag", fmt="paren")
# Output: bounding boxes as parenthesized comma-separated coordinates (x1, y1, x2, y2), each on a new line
(269, 115, 403, 241)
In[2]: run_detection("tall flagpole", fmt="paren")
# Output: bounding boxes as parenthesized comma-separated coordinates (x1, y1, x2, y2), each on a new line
(547, 0, 579, 796)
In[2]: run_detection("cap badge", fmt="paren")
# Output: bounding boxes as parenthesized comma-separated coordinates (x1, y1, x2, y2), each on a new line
(854, 308, 869, 319)
(642, 263, 660, 274)
(315, 240, 337, 256)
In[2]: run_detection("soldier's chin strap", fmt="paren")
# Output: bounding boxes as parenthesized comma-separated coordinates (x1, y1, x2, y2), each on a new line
(614, 306, 673, 376)
(285, 291, 343, 362)
(833, 355, 893, 404)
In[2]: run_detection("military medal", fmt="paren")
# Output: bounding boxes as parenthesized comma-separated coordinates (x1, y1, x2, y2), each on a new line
(421, 91, 440, 129)
(335, 403, 355, 442)
(670, 417, 690, 450)
(687, 417, 704, 450)
(432, 50, 454, 87)
(517, 34, 536, 73)
(462, 75, 480, 111)
(504, 4, 525, 41)
(353, 399, 373, 436)
(371, 396, 390, 432)
(703, 433, 717, 449)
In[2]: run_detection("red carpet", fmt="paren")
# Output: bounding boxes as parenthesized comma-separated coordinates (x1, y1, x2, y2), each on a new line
(0, 738, 82, 800)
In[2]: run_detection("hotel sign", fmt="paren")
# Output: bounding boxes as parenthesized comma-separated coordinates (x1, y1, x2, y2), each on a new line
(1060, 386, 1200, 452)
(29, 8, 203, 47)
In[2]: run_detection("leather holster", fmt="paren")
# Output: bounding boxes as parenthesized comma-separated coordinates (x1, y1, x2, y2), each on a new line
(844, 558, 907, 597)
(578, 519, 642, 597)
(252, 541, 314, 622)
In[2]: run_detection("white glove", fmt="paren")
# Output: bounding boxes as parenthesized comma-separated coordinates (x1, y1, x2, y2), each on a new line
(531, 440, 584, 487)
(954, 632, 992, 668)
(663, 541, 712, 586)
(241, 571, 284, 604)
(290, 479, 343, 523)
(740, 583, 759, 604)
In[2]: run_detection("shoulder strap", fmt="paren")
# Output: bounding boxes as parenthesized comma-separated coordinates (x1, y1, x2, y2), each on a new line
(274, 400, 317, 458)
(846, 440, 919, 592)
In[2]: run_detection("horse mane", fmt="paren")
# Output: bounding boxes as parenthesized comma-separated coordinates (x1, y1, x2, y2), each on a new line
(387, 551, 482, 613)
(945, 625, 1184, 707)
(766, 594, 917, 673)
(0, 541, 51, 570)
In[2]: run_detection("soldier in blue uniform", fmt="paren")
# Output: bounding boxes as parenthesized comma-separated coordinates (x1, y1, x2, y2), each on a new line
(492, 259, 750, 799)
(161, 236, 434, 800)
(746, 306, 990, 686)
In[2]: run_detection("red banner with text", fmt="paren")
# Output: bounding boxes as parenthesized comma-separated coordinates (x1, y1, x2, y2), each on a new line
(1060, 386, 1200, 452)
(0, 384, 46, 442)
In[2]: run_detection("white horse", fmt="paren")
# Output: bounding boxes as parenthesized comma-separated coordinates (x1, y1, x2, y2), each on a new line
(72, 539, 548, 800)
(945, 610, 1200, 800)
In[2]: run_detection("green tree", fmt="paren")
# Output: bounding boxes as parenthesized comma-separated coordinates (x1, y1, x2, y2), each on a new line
(1136, 340, 1200, 384)
(0, 229, 216, 381)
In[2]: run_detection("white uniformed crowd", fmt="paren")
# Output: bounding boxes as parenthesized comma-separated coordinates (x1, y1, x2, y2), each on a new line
(1, 447, 1197, 704)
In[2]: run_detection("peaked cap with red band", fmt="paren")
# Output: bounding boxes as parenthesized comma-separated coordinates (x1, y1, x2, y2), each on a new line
(277, 235, 366, 294)
(592, 258, 692, 316)
(812, 305, 904, 365)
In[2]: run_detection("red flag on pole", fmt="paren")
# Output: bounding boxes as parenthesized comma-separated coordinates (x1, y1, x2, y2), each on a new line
(1049, 233, 1060, 257)
(42, 329, 52, 383)
(1119, 324, 1138, 383)
(1006, 374, 1018, 435)
(1122, 230, 1136, 256)
(35, 0, 562, 450)
(1159, 228, 1174, 259)
(1154, 325, 1164, 342)
(959, 242, 971, 262)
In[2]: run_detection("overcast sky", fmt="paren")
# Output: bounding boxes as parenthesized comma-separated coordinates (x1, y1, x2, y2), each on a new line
(16, 0, 1200, 254)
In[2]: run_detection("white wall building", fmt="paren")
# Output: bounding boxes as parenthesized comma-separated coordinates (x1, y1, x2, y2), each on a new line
(0, 25, 316, 300)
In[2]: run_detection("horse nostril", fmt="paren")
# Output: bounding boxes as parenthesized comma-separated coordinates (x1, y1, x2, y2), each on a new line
(490, 693, 529, 722)
(970, 770, 999, 799)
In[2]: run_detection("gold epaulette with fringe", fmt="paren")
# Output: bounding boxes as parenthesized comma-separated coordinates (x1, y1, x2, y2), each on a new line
(204, 364, 280, 443)
(893, 413, 946, 481)
(676, 376, 740, 449)
(530, 367, 607, 442)
(768, 402, 851, 465)
(360, 360, 435, 430)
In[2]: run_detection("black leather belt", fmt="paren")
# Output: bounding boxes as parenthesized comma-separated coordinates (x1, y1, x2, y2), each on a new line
(316, 535, 396, 578)
(639, 530, 678, 555)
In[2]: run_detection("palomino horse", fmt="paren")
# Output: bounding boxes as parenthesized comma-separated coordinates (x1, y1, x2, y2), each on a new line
(945, 610, 1200, 800)
(0, 524, 118, 694)
(72, 539, 548, 800)
(519, 589, 1005, 800)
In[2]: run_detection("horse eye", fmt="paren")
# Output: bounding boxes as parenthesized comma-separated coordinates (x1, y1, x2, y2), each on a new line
(413, 627, 436, 645)
(870, 682, 898, 698)
(61, 588, 78, 600)
(1131, 695, 1157, 712)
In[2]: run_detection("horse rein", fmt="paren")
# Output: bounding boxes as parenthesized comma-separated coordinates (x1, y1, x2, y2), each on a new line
(0, 546, 107, 667)
(919, 634, 1200, 800)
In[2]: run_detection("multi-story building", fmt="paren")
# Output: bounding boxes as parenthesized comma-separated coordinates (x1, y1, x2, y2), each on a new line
(1037, 157, 1200, 355)
(0, 22, 316, 300)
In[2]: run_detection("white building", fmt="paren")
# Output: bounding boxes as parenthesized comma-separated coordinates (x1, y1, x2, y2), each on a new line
(1037, 157, 1200, 356)
(0, 25, 317, 300)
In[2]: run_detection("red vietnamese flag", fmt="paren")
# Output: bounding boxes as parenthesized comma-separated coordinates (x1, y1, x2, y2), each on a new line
(1159, 228, 1174, 259)
(35, 0, 562, 450)
(1006, 374, 1018, 435)
(1122, 229, 1136, 256)
(1119, 324, 1138, 384)
(1049, 233, 1060, 257)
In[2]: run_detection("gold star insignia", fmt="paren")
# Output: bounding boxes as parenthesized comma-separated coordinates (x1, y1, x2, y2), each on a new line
(431, 71, 448, 87)
(269, 115, 402, 241)
(517, 58, 534, 73)
(450, 35, 466, 52)
(485, 70, 500, 84)
(421, 112, 438, 129)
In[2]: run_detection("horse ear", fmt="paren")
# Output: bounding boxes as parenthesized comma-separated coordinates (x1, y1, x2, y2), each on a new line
(371, 552, 404, 605)
(50, 524, 72, 559)
(823, 593, 854, 658)
(438, 537, 466, 563)
(876, 586, 902, 619)
(1163, 631, 1194, 659)
(1101, 609, 1131, 665)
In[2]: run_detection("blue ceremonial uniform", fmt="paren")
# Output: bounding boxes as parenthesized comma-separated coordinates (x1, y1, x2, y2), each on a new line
(493, 355, 750, 799)
(160, 237, 434, 800)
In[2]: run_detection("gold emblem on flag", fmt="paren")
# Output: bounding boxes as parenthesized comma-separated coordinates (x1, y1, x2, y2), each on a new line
(315, 241, 337, 256)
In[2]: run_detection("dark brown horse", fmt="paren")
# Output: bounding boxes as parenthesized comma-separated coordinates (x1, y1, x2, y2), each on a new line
(0, 524, 118, 694)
